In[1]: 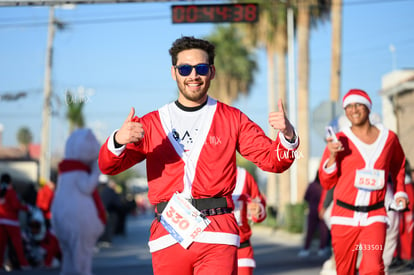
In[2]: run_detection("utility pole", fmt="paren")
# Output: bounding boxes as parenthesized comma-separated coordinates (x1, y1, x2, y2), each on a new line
(40, 6, 55, 182)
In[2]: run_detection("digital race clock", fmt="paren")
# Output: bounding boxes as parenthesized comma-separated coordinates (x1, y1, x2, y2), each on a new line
(171, 3, 259, 24)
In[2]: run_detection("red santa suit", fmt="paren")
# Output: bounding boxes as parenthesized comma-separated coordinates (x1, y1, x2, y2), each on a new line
(319, 124, 407, 275)
(40, 230, 62, 267)
(398, 176, 414, 261)
(0, 184, 30, 268)
(232, 167, 266, 275)
(25, 206, 62, 268)
(36, 183, 54, 226)
(99, 97, 298, 275)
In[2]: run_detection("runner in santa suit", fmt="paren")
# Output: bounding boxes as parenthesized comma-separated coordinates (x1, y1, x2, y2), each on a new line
(396, 162, 414, 268)
(0, 173, 31, 270)
(98, 36, 299, 275)
(319, 89, 408, 275)
(0, 173, 30, 270)
(36, 180, 55, 229)
(232, 167, 266, 275)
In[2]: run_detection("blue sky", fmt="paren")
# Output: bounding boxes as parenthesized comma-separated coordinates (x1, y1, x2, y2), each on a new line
(0, 0, 413, 158)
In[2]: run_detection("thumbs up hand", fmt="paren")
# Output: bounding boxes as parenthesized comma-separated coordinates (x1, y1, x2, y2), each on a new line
(114, 107, 145, 145)
(268, 99, 295, 140)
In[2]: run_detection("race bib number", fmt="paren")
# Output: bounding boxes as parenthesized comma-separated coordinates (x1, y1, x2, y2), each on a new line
(160, 193, 210, 249)
(354, 169, 385, 191)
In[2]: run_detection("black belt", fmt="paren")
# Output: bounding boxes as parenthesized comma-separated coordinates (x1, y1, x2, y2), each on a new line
(155, 197, 232, 221)
(239, 240, 251, 249)
(156, 197, 229, 213)
(336, 199, 384, 212)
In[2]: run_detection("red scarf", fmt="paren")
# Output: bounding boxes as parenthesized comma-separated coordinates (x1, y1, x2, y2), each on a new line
(58, 159, 107, 225)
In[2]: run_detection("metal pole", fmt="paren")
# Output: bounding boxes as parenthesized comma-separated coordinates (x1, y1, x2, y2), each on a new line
(287, 7, 297, 204)
(40, 6, 55, 182)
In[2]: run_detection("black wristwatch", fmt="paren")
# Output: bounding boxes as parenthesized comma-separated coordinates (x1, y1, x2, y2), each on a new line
(286, 135, 296, 143)
(113, 132, 123, 148)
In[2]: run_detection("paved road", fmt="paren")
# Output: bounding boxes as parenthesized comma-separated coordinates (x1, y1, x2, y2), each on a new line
(4, 213, 412, 275)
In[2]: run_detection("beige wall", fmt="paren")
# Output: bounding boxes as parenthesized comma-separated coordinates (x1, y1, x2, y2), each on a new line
(395, 90, 414, 168)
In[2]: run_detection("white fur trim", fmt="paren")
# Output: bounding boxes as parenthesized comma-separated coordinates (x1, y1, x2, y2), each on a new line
(0, 219, 20, 226)
(322, 159, 337, 174)
(148, 234, 178, 252)
(394, 191, 408, 200)
(331, 215, 388, 227)
(238, 258, 256, 268)
(278, 128, 299, 150)
(148, 231, 240, 253)
(107, 130, 126, 157)
(343, 94, 371, 110)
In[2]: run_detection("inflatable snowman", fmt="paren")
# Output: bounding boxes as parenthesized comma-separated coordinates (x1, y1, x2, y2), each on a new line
(51, 128, 105, 275)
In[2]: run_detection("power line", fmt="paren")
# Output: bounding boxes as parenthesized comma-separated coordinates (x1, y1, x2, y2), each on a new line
(0, 13, 169, 28)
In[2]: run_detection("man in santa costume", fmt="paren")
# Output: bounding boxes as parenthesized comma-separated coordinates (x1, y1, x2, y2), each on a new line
(98, 36, 299, 275)
(51, 128, 105, 275)
(319, 88, 408, 275)
(232, 167, 266, 275)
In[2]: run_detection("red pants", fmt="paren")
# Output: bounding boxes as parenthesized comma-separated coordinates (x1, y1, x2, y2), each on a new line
(0, 224, 29, 267)
(237, 245, 255, 275)
(152, 242, 237, 275)
(399, 183, 414, 260)
(40, 231, 62, 267)
(332, 223, 386, 275)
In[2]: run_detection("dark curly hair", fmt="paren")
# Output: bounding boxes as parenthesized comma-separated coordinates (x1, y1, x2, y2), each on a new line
(0, 173, 11, 198)
(169, 36, 215, 66)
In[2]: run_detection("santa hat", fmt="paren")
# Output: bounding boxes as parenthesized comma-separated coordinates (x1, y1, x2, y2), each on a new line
(342, 89, 372, 111)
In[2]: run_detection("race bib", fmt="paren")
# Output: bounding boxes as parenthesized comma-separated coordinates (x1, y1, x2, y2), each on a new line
(160, 193, 211, 249)
(354, 169, 385, 191)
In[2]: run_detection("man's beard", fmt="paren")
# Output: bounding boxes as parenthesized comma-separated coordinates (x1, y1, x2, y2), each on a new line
(178, 80, 210, 103)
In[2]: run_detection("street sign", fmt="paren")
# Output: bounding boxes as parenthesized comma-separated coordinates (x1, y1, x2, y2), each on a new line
(172, 3, 258, 24)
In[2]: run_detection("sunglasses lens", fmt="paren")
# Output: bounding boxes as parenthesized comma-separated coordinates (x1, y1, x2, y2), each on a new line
(176, 64, 210, 76)
(195, 64, 209, 75)
(177, 65, 193, 76)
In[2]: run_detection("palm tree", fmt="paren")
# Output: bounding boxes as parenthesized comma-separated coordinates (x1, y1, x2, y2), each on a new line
(330, 0, 342, 103)
(295, 0, 330, 201)
(235, 0, 289, 214)
(234, 0, 331, 221)
(17, 126, 32, 158)
(65, 90, 85, 133)
(205, 25, 257, 105)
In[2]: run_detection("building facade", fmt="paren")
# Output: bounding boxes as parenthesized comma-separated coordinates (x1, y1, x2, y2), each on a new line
(380, 69, 414, 169)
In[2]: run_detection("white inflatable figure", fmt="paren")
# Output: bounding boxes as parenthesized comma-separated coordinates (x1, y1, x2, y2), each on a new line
(51, 128, 105, 275)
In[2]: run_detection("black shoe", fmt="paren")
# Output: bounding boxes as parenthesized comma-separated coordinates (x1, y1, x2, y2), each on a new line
(389, 257, 405, 270)
(395, 260, 414, 273)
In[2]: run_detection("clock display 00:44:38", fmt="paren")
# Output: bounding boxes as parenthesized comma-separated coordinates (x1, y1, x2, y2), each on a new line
(171, 4, 259, 24)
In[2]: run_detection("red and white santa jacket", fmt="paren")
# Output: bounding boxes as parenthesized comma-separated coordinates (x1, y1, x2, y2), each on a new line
(0, 186, 28, 226)
(36, 184, 54, 221)
(319, 124, 407, 227)
(232, 167, 266, 244)
(99, 97, 298, 252)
